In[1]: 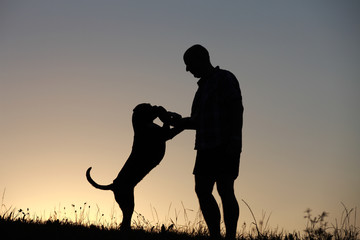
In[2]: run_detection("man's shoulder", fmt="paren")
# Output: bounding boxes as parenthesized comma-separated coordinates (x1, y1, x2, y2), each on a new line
(216, 67, 239, 87)
(216, 67, 237, 81)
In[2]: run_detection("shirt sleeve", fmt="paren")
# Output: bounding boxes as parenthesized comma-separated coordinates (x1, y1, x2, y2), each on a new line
(220, 71, 244, 144)
(221, 71, 242, 101)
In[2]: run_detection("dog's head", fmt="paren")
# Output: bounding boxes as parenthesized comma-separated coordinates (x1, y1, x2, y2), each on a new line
(132, 103, 180, 127)
(132, 103, 164, 125)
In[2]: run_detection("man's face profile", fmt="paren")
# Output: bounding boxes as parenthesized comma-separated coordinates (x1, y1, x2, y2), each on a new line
(184, 58, 203, 78)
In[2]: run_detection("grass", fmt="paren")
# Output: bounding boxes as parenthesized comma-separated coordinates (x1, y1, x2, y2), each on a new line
(0, 205, 208, 240)
(1, 194, 359, 240)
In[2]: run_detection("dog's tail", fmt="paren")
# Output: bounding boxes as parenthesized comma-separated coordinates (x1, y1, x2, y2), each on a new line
(86, 167, 113, 190)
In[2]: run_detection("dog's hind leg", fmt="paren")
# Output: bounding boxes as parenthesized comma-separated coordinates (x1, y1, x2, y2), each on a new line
(114, 186, 134, 231)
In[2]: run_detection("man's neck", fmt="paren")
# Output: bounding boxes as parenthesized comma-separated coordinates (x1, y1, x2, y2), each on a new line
(201, 65, 216, 79)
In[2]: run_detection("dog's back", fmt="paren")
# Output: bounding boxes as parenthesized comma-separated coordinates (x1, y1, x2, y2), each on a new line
(86, 104, 183, 191)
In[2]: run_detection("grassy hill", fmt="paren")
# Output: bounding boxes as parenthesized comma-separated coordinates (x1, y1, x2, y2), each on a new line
(1, 203, 358, 240)
(0, 218, 206, 240)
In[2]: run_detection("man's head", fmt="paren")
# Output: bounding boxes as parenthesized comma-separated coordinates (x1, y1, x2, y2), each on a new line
(183, 44, 213, 78)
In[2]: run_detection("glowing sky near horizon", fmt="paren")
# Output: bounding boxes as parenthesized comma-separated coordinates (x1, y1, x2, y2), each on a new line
(1, 0, 359, 232)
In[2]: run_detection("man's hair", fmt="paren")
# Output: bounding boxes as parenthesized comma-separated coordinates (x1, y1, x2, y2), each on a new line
(183, 44, 210, 63)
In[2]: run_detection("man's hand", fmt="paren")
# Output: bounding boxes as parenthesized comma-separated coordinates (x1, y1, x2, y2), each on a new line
(225, 139, 241, 158)
(157, 107, 182, 126)
(167, 112, 182, 126)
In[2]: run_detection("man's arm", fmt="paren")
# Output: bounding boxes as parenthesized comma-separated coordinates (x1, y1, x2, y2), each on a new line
(173, 117, 197, 130)
(164, 126, 185, 141)
(228, 98, 243, 152)
(221, 72, 244, 153)
(156, 106, 186, 140)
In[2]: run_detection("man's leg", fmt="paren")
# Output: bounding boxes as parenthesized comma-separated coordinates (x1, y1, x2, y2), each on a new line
(217, 177, 239, 240)
(195, 175, 221, 239)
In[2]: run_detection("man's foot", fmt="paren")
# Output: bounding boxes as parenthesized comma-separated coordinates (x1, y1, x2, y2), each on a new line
(225, 235, 236, 240)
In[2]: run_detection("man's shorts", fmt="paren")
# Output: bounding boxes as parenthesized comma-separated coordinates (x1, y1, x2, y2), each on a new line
(193, 145, 240, 179)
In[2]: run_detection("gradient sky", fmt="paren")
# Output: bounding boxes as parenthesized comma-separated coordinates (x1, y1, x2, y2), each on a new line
(1, 0, 359, 232)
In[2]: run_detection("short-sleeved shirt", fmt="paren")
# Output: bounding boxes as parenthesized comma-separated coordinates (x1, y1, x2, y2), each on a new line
(191, 66, 243, 151)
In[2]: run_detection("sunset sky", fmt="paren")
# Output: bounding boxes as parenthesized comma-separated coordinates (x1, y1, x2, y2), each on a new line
(1, 0, 359, 232)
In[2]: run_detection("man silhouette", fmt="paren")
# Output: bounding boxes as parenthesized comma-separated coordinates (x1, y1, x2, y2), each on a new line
(176, 45, 243, 240)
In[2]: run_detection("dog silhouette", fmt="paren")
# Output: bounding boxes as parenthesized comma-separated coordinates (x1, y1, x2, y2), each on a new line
(86, 103, 183, 230)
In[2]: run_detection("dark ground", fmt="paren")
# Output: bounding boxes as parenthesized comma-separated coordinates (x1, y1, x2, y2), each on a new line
(0, 218, 209, 240)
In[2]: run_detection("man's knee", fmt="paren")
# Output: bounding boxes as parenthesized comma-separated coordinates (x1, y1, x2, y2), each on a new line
(195, 184, 211, 199)
(194, 175, 215, 199)
(216, 178, 236, 200)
